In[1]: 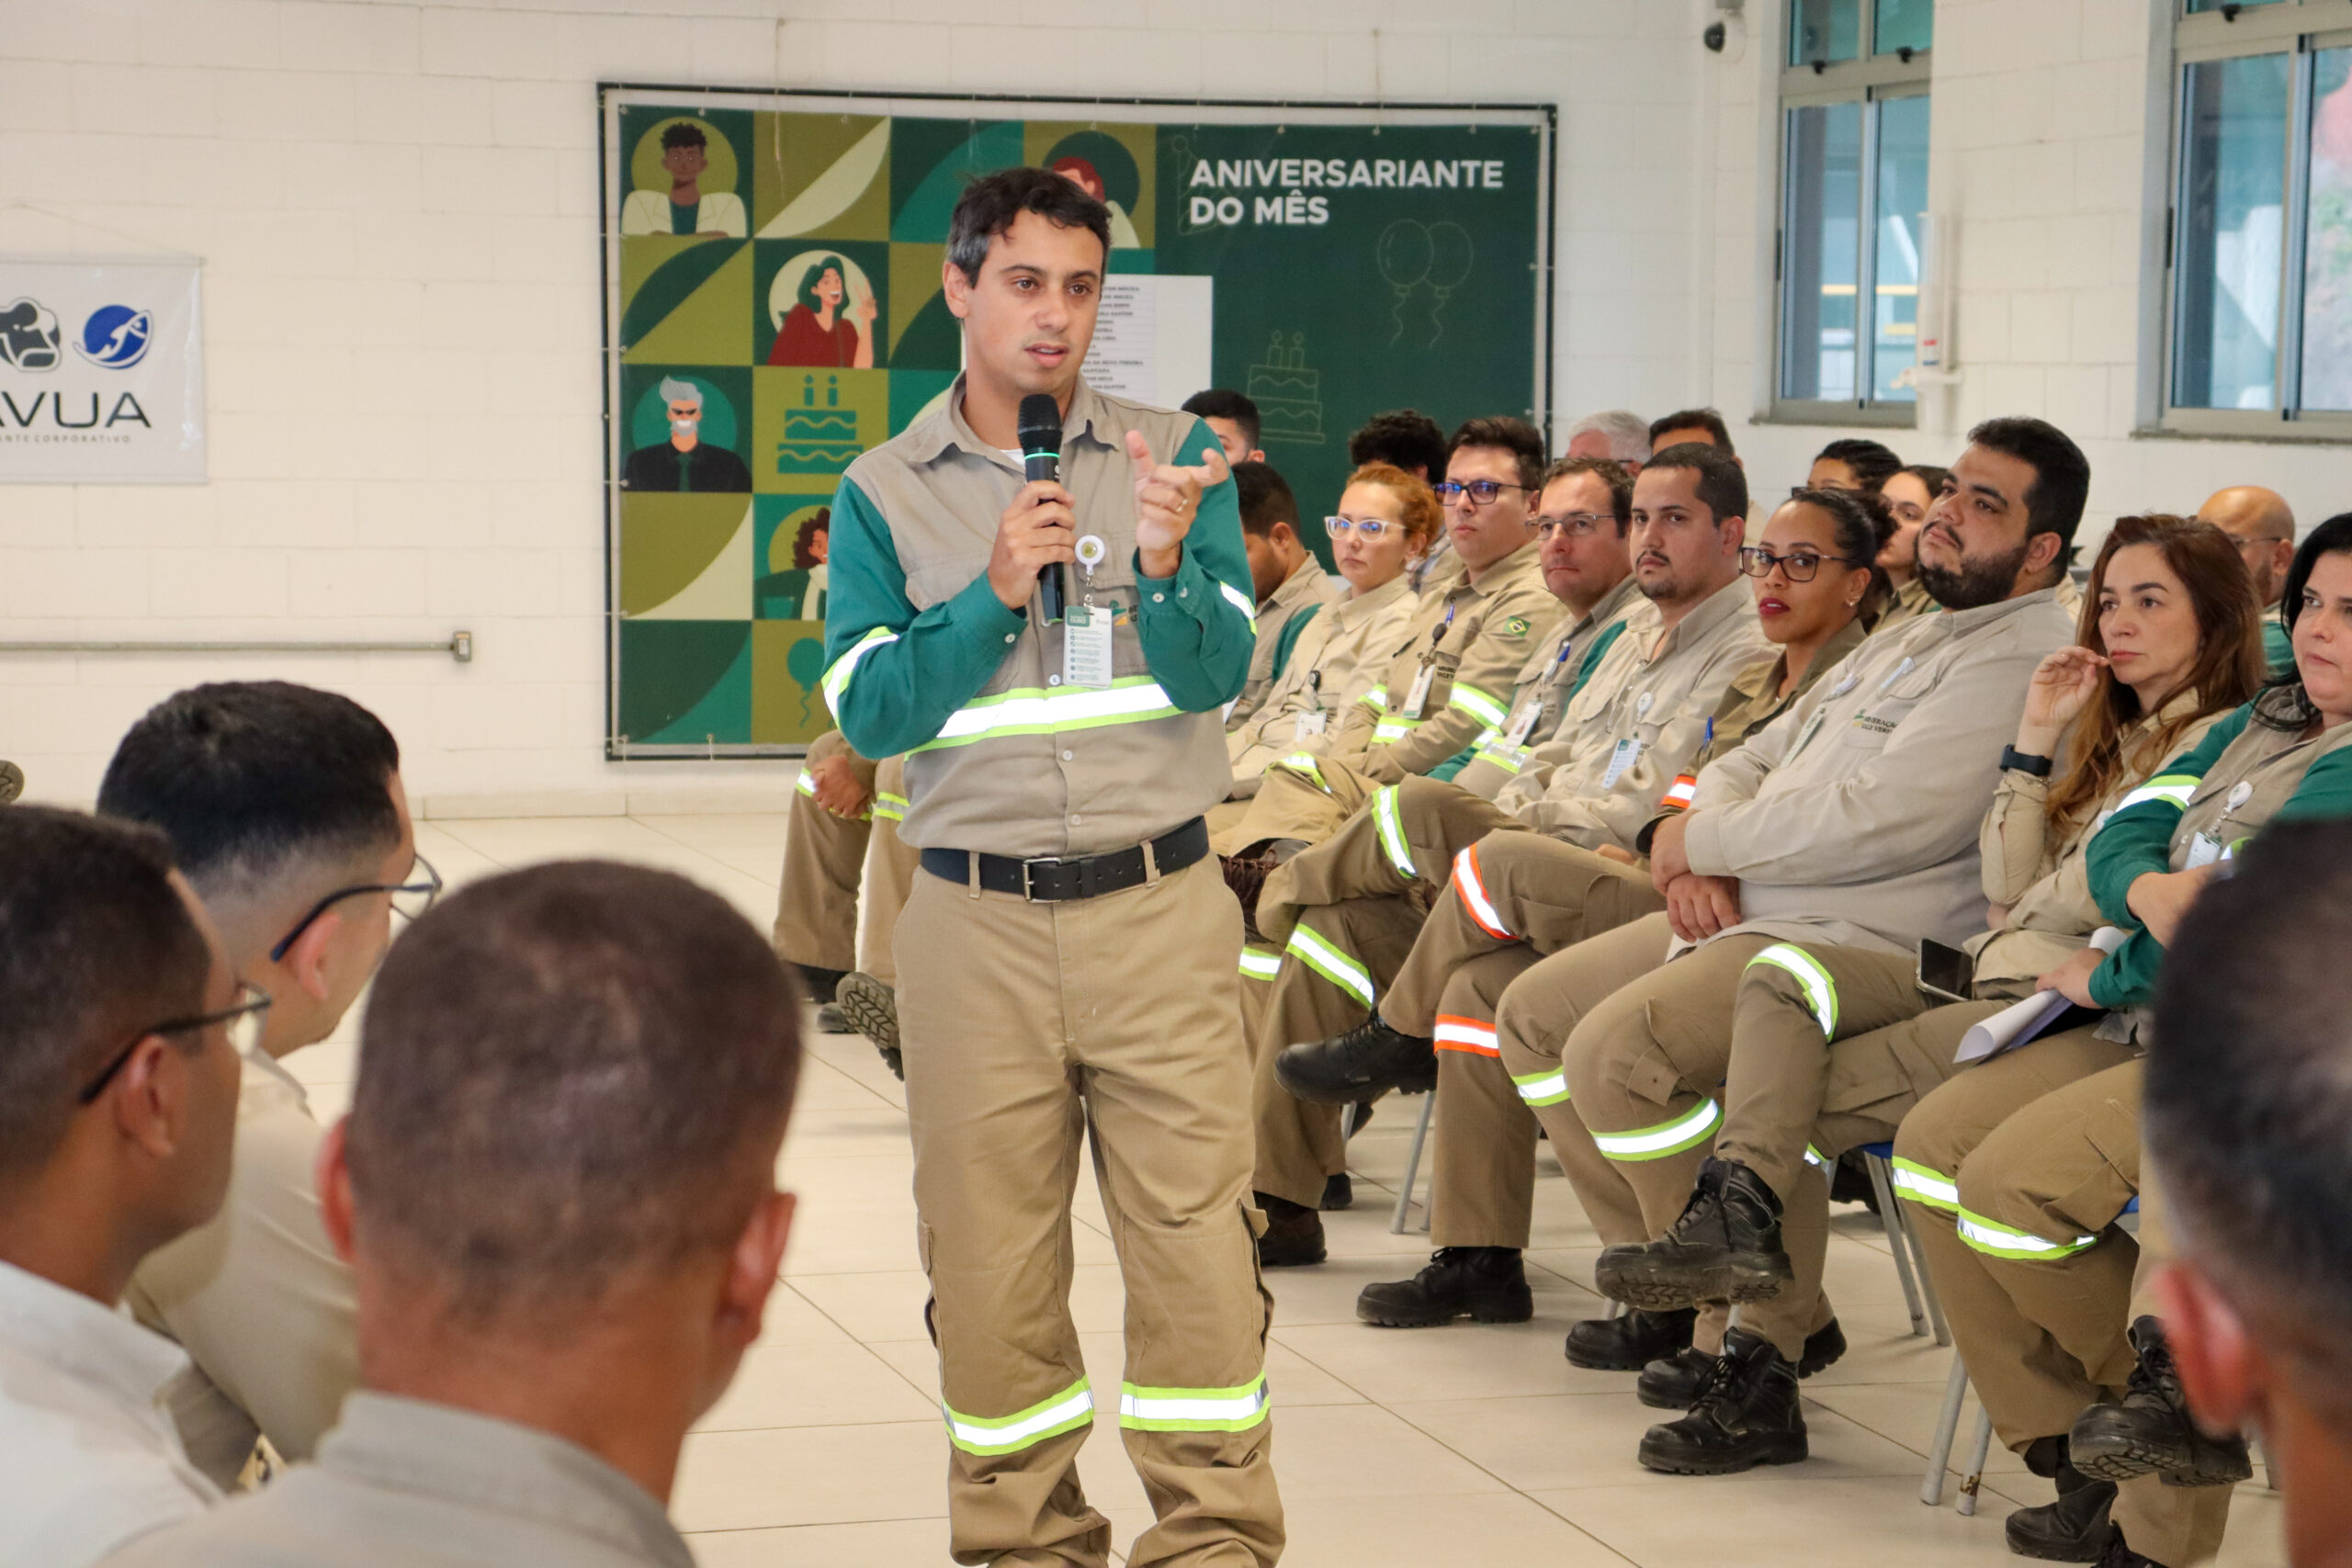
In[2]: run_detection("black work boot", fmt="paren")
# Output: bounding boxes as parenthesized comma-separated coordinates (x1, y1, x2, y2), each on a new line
(2094, 1529, 2161, 1568)
(1636, 1317, 1849, 1409)
(1356, 1248, 1533, 1327)
(794, 963, 847, 1004)
(1595, 1156, 1794, 1311)
(1636, 1326, 1808, 1474)
(2071, 1315, 2255, 1487)
(1320, 1173, 1353, 1211)
(1275, 1018, 1436, 1104)
(814, 1001, 854, 1034)
(834, 971, 902, 1079)
(1255, 1193, 1326, 1267)
(2006, 1438, 2118, 1563)
(1565, 1305, 1697, 1371)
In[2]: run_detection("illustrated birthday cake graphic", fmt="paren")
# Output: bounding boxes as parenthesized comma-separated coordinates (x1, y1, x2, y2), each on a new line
(777, 372, 861, 475)
(1246, 331, 1325, 446)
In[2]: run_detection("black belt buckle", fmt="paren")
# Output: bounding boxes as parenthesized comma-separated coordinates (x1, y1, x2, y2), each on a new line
(1020, 855, 1065, 903)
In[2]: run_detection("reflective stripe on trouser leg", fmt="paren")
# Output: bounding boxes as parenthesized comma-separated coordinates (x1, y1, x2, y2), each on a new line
(1745, 943, 1838, 1037)
(943, 1378, 1096, 1455)
(1590, 1098, 1723, 1161)
(1238, 946, 1282, 982)
(1119, 1373, 1271, 1434)
(1371, 786, 1416, 879)
(1451, 843, 1511, 939)
(1284, 924, 1375, 1009)
(1512, 1066, 1571, 1107)
(1956, 1210, 2102, 1260)
(1892, 1156, 1959, 1212)
(1433, 1014, 1498, 1055)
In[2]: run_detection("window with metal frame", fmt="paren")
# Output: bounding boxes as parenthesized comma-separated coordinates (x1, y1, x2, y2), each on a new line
(2163, 0, 2352, 435)
(1775, 0, 1934, 425)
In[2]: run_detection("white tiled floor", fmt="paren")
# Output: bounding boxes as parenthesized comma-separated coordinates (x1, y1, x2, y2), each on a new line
(284, 812, 2290, 1568)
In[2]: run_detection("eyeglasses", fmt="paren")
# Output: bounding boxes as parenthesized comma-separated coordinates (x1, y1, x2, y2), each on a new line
(1534, 513, 1612, 540)
(1324, 515, 1399, 539)
(1433, 479, 1532, 507)
(78, 981, 273, 1105)
(269, 852, 444, 964)
(1737, 547, 1866, 582)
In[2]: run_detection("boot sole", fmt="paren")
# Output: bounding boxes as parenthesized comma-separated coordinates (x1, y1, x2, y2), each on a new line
(834, 976, 903, 1081)
(1636, 1432, 1808, 1475)
(1358, 1293, 1533, 1328)
(1595, 1256, 1792, 1312)
(1273, 1055, 1436, 1107)
(1566, 1332, 1692, 1371)
(1258, 1244, 1326, 1268)
(2071, 1428, 2252, 1488)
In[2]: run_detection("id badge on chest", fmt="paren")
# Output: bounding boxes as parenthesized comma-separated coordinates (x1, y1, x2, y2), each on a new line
(1402, 658, 1437, 719)
(1600, 737, 1643, 790)
(2184, 830, 2224, 870)
(1061, 536, 1114, 690)
(1505, 696, 1544, 746)
(1292, 708, 1328, 740)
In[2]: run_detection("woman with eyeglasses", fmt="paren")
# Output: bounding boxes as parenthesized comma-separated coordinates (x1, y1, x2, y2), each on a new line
(1219, 463, 1439, 804)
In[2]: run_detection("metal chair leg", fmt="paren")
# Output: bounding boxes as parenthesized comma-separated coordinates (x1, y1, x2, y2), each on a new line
(1956, 1405, 1996, 1516)
(1390, 1091, 1436, 1235)
(1884, 1175, 1952, 1347)
(1921, 1350, 1970, 1506)
(1866, 1152, 1930, 1338)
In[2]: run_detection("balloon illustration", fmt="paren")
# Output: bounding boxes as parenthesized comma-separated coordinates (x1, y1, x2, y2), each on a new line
(786, 636, 825, 728)
(1375, 220, 1432, 344)
(1424, 221, 1475, 346)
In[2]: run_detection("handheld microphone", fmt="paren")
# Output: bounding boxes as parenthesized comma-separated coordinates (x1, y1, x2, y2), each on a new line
(1017, 392, 1066, 621)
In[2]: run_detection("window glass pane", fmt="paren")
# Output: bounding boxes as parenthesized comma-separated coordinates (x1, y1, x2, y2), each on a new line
(2173, 53, 2290, 411)
(1789, 0, 1861, 67)
(2186, 0, 2286, 12)
(1871, 95, 1930, 401)
(2301, 49, 2352, 410)
(1874, 0, 1932, 55)
(1782, 101, 1864, 401)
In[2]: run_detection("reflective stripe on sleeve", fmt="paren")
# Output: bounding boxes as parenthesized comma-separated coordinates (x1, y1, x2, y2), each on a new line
(943, 1378, 1094, 1455)
(1355, 684, 1388, 711)
(915, 677, 1179, 752)
(1285, 925, 1375, 1008)
(1592, 1099, 1723, 1162)
(1660, 773, 1698, 809)
(1746, 943, 1839, 1038)
(872, 791, 908, 823)
(1373, 716, 1419, 744)
(1220, 581, 1259, 622)
(1434, 1014, 1499, 1055)
(1890, 1156, 1959, 1212)
(1956, 1209, 2102, 1261)
(1451, 844, 1511, 939)
(2115, 773, 2202, 813)
(821, 626, 899, 711)
(1803, 1145, 1827, 1168)
(1238, 946, 1282, 982)
(1273, 752, 1330, 793)
(1118, 1373, 1270, 1434)
(795, 768, 817, 796)
(1371, 787, 1418, 879)
(1512, 1066, 1571, 1107)
(1447, 682, 1508, 727)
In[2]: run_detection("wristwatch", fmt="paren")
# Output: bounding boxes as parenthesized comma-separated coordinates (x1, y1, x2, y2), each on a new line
(1999, 746, 2053, 777)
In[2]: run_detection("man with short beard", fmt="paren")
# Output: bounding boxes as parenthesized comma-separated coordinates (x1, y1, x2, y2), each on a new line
(2197, 484, 2297, 675)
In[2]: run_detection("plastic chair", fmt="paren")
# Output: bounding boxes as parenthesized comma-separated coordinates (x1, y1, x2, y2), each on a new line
(1388, 1091, 1435, 1235)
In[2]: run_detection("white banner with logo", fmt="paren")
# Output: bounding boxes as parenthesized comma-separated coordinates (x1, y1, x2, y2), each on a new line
(0, 259, 205, 482)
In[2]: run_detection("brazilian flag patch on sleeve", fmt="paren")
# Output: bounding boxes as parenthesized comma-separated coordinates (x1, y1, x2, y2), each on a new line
(1499, 616, 1530, 637)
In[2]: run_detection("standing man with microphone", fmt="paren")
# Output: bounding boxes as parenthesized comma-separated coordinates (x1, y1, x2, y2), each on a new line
(819, 168, 1278, 1568)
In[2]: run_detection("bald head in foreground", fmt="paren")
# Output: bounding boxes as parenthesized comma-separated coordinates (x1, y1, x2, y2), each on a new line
(108, 861, 805, 1568)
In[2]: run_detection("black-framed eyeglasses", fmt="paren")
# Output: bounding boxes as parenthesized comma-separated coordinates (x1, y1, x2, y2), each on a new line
(1534, 512, 1612, 540)
(269, 852, 443, 964)
(1323, 515, 1398, 538)
(78, 981, 272, 1105)
(1737, 547, 1866, 582)
(1433, 479, 1532, 506)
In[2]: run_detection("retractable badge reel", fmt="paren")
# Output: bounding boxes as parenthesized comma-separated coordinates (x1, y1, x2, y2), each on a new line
(1063, 535, 1114, 690)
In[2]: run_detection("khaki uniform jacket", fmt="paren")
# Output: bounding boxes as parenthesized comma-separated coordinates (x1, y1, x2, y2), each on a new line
(1683, 586, 2076, 953)
(1227, 573, 1414, 795)
(103, 1393, 693, 1568)
(1962, 695, 2223, 998)
(1329, 538, 1564, 784)
(1494, 574, 1771, 852)
(1873, 574, 1936, 633)
(1450, 572, 1645, 802)
(1227, 556, 1341, 729)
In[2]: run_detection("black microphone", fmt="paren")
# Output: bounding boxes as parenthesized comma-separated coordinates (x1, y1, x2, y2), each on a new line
(1017, 392, 1065, 621)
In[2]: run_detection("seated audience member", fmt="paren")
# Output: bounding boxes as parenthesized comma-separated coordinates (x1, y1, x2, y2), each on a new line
(770, 728, 916, 1059)
(107, 861, 804, 1568)
(1875, 463, 1950, 628)
(1563, 408, 1653, 469)
(2147, 818, 2352, 1568)
(1181, 388, 1267, 467)
(1648, 407, 1736, 458)
(101, 682, 424, 1486)
(1244, 445, 1766, 1264)
(0, 807, 245, 1565)
(1223, 463, 1439, 801)
(1592, 516, 2259, 1436)
(1488, 418, 2084, 1470)
(1321, 486, 1887, 1325)
(2196, 483, 2299, 676)
(1346, 408, 1453, 591)
(1227, 458, 1342, 730)
(1879, 513, 2352, 1567)
(1805, 436, 1903, 495)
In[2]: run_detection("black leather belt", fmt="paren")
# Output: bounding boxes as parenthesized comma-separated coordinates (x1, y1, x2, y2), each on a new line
(922, 817, 1210, 903)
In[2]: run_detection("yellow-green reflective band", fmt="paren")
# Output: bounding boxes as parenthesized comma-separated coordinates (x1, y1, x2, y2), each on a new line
(1356, 684, 1388, 711)
(873, 792, 908, 823)
(1447, 682, 1507, 726)
(2117, 773, 2202, 813)
(1286, 925, 1374, 1008)
(1371, 787, 1417, 879)
(1593, 1098, 1722, 1162)
(1512, 1067, 1571, 1108)
(1747, 943, 1838, 1037)
(1956, 1209, 2101, 1261)
(1238, 947, 1282, 981)
(1118, 1373, 1270, 1433)
(916, 676, 1178, 752)
(1373, 717, 1419, 744)
(1803, 1145, 1827, 1168)
(943, 1378, 1094, 1455)
(1220, 581, 1258, 622)
(795, 769, 817, 796)
(1891, 1156, 1959, 1212)
(822, 626, 899, 710)
(1273, 753, 1330, 793)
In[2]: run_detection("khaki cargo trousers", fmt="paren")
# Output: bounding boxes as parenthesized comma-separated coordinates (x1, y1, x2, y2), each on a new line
(896, 855, 1281, 1568)
(1895, 1048, 2232, 1565)
(771, 729, 919, 984)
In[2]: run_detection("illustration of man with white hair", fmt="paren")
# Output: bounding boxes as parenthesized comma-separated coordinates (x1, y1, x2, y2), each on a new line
(623, 376, 752, 493)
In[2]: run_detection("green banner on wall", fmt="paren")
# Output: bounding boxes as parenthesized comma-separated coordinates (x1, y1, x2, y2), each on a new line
(602, 87, 1553, 758)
